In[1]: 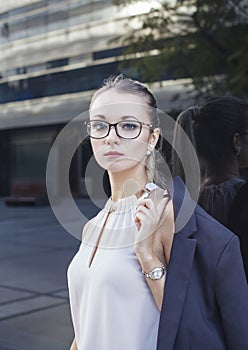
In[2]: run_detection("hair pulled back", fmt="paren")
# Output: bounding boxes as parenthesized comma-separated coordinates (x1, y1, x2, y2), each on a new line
(90, 74, 158, 124)
(193, 96, 248, 163)
(172, 96, 248, 179)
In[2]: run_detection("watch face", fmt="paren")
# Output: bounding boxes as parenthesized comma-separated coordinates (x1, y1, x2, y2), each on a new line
(150, 267, 164, 280)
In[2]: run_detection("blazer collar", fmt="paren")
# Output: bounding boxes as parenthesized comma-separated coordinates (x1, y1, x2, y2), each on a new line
(168, 176, 197, 237)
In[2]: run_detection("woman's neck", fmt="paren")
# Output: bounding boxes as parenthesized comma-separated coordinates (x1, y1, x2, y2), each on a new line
(108, 168, 148, 202)
(203, 159, 240, 185)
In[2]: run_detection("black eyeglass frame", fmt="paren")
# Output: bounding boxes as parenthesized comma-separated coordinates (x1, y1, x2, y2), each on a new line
(84, 120, 154, 139)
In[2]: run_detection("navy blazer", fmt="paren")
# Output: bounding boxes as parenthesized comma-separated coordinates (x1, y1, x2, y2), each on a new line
(157, 177, 248, 350)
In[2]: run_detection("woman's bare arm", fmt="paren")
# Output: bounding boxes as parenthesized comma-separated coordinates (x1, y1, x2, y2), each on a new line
(134, 196, 174, 311)
(70, 337, 77, 350)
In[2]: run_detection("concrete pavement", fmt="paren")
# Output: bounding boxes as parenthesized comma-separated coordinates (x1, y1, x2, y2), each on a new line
(0, 197, 99, 350)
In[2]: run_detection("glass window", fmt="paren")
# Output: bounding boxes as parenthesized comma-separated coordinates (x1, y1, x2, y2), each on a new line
(10, 130, 54, 179)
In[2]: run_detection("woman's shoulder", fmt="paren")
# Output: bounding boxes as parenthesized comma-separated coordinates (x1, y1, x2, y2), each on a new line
(197, 176, 245, 226)
(199, 176, 245, 201)
(194, 203, 236, 247)
(81, 218, 93, 241)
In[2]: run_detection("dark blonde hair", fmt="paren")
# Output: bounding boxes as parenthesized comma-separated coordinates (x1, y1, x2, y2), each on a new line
(90, 74, 158, 125)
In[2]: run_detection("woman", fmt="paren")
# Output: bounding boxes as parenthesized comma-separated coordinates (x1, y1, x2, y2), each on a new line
(67, 76, 248, 350)
(172, 97, 248, 226)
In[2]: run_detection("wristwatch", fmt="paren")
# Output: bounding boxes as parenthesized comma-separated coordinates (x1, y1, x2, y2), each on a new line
(142, 263, 165, 280)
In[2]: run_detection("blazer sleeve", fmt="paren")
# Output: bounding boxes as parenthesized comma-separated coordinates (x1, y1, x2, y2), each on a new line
(215, 235, 248, 350)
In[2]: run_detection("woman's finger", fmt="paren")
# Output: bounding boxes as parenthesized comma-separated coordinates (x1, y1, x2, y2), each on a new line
(135, 205, 150, 217)
(136, 198, 154, 209)
(157, 197, 171, 213)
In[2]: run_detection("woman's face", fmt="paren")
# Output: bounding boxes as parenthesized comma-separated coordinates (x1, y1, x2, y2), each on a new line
(89, 90, 159, 174)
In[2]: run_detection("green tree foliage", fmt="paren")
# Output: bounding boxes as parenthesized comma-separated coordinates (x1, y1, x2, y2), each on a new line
(113, 0, 248, 98)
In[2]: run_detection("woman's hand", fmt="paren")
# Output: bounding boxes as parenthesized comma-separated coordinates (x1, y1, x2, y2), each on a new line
(134, 196, 170, 262)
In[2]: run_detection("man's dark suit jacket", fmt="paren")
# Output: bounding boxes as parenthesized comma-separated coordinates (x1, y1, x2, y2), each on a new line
(157, 177, 248, 350)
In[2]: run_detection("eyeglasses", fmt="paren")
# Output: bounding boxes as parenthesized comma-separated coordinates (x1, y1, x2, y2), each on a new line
(85, 120, 153, 139)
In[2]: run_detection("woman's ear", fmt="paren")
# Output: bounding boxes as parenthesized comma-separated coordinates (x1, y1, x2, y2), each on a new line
(233, 133, 242, 155)
(149, 128, 160, 148)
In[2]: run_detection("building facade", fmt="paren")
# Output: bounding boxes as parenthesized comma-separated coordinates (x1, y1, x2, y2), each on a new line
(0, 0, 193, 200)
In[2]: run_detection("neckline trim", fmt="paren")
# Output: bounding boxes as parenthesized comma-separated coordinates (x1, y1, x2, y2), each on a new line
(104, 183, 158, 213)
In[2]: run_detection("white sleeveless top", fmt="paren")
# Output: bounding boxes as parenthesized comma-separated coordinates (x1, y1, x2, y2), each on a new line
(67, 183, 161, 350)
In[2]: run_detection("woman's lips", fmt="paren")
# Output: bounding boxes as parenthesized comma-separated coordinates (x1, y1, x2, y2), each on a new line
(104, 151, 124, 159)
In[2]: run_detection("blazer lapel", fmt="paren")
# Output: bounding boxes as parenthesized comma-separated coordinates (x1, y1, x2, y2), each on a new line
(157, 176, 198, 350)
(157, 233, 197, 350)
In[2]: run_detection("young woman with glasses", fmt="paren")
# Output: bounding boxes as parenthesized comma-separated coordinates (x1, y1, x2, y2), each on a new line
(67, 76, 248, 350)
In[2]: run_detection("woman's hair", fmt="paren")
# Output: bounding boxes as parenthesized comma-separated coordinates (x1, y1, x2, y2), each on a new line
(90, 74, 166, 187)
(172, 96, 248, 179)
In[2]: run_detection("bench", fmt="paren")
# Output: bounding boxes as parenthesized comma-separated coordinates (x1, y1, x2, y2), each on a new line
(5, 180, 48, 206)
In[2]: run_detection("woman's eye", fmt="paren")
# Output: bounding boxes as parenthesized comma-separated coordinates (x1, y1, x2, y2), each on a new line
(122, 122, 138, 130)
(92, 122, 107, 130)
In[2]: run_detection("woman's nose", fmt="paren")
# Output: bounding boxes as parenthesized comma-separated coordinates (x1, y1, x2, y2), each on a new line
(105, 126, 120, 144)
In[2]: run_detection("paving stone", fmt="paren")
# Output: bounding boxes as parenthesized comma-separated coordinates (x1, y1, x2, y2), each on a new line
(0, 286, 35, 304)
(51, 289, 69, 299)
(0, 295, 66, 320)
(0, 248, 77, 293)
(0, 303, 73, 350)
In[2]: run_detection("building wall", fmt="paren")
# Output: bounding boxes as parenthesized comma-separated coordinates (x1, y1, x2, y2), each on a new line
(0, 0, 195, 198)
